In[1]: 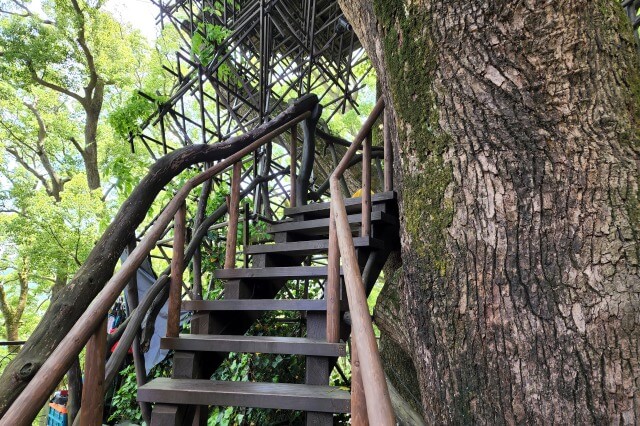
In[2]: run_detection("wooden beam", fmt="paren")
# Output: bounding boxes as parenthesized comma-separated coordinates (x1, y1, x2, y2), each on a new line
(225, 161, 242, 269)
(326, 207, 340, 343)
(79, 317, 107, 426)
(350, 340, 369, 425)
(167, 203, 186, 338)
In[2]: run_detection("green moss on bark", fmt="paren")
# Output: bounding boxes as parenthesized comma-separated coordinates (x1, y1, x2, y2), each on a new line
(373, 0, 454, 271)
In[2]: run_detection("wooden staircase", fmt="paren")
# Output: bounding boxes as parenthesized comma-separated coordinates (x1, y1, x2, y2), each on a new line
(138, 191, 399, 425)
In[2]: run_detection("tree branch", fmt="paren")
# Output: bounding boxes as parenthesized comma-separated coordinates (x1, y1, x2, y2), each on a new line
(69, 0, 98, 94)
(27, 64, 85, 104)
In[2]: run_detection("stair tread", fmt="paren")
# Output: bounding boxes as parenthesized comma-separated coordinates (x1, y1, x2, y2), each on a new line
(183, 299, 334, 311)
(214, 266, 339, 280)
(246, 236, 382, 255)
(162, 334, 346, 356)
(138, 378, 351, 413)
(283, 191, 396, 218)
(267, 211, 397, 235)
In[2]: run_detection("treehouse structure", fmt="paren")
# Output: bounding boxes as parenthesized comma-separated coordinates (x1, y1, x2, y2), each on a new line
(1, 1, 402, 425)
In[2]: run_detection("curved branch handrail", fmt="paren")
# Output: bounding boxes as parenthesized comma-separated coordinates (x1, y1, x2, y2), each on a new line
(1, 108, 312, 425)
(327, 97, 396, 424)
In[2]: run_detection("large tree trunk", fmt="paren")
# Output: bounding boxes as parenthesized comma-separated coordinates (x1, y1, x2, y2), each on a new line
(340, 1, 640, 423)
(0, 95, 318, 417)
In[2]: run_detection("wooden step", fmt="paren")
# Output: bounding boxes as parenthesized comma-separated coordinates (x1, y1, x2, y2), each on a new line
(246, 236, 382, 255)
(267, 211, 397, 235)
(183, 299, 334, 312)
(138, 378, 351, 413)
(283, 191, 396, 219)
(214, 266, 339, 280)
(162, 335, 346, 356)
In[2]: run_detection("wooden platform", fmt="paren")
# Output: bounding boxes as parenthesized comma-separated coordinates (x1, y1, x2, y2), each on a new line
(138, 378, 351, 413)
(161, 335, 346, 356)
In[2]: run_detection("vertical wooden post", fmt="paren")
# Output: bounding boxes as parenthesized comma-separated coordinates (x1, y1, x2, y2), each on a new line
(383, 108, 393, 192)
(350, 340, 369, 426)
(167, 203, 186, 338)
(326, 207, 340, 343)
(125, 241, 151, 424)
(79, 317, 107, 426)
(361, 131, 372, 237)
(225, 161, 242, 269)
(243, 202, 250, 268)
(290, 125, 298, 208)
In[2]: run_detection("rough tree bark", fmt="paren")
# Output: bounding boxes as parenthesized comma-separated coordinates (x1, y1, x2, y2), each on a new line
(0, 94, 318, 416)
(340, 1, 640, 423)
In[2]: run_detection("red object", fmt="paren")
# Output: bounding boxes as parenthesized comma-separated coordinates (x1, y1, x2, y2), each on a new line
(108, 328, 133, 354)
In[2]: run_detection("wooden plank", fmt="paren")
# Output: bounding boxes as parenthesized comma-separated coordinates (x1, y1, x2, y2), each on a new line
(283, 191, 396, 218)
(214, 266, 342, 280)
(167, 203, 186, 338)
(224, 161, 242, 269)
(267, 211, 397, 235)
(79, 317, 107, 426)
(138, 379, 351, 413)
(161, 335, 346, 357)
(182, 299, 341, 312)
(246, 237, 382, 255)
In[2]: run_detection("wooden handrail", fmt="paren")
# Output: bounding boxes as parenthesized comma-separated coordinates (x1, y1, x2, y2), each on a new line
(326, 96, 395, 425)
(1, 111, 311, 426)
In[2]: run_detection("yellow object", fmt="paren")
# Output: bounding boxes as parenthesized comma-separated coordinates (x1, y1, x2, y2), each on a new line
(351, 188, 373, 197)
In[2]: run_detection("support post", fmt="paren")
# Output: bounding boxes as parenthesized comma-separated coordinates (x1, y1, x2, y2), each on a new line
(350, 340, 369, 426)
(326, 207, 340, 343)
(243, 202, 250, 268)
(125, 241, 151, 424)
(225, 161, 242, 269)
(383, 108, 393, 191)
(290, 125, 298, 208)
(361, 131, 372, 237)
(79, 317, 107, 426)
(167, 203, 186, 338)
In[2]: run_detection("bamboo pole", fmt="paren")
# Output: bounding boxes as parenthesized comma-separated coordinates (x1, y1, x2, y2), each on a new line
(79, 317, 107, 426)
(361, 131, 371, 238)
(166, 203, 186, 338)
(225, 161, 242, 269)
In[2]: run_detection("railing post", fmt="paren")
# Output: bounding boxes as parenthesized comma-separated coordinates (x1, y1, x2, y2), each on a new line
(243, 202, 250, 268)
(383, 108, 393, 192)
(167, 202, 186, 338)
(361, 131, 372, 237)
(79, 317, 107, 426)
(290, 125, 297, 208)
(326, 207, 340, 343)
(225, 161, 242, 269)
(330, 177, 395, 425)
(350, 340, 369, 425)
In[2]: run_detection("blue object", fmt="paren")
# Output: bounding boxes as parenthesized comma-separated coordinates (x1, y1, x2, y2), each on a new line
(46, 403, 68, 426)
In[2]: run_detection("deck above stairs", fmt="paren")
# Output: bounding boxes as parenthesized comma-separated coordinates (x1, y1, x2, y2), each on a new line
(138, 191, 399, 425)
